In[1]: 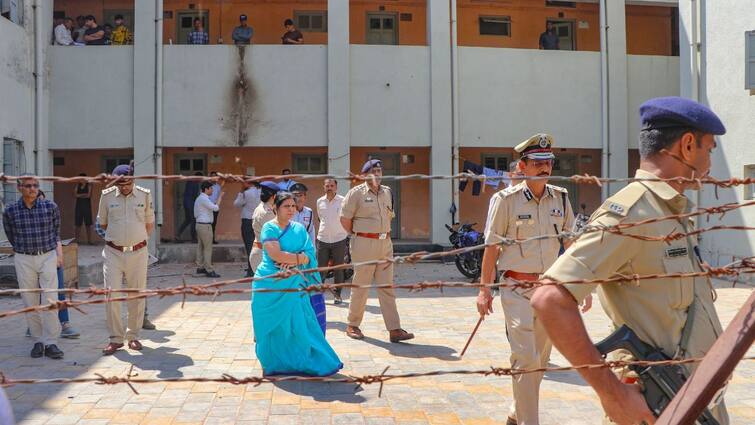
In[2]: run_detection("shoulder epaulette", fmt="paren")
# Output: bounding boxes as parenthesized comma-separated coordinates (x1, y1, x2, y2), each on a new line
(135, 185, 150, 194)
(102, 186, 117, 195)
(600, 182, 647, 217)
(547, 184, 568, 193)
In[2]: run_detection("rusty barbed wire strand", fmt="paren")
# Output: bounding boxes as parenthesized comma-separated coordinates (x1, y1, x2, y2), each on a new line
(1, 357, 754, 395)
(2, 172, 754, 188)
(1, 218, 753, 298)
(0, 265, 752, 320)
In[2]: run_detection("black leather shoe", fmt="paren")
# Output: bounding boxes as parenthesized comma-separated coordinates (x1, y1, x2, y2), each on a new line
(196, 268, 207, 274)
(205, 271, 221, 278)
(44, 344, 64, 359)
(31, 343, 44, 358)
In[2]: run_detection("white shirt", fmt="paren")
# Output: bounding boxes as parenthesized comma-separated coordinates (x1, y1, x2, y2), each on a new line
(316, 194, 348, 243)
(194, 192, 219, 224)
(55, 24, 74, 45)
(233, 187, 261, 220)
(293, 206, 316, 243)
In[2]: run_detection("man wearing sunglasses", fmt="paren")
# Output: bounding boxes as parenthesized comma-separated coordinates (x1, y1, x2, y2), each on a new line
(477, 134, 587, 425)
(3, 175, 65, 359)
(97, 164, 155, 355)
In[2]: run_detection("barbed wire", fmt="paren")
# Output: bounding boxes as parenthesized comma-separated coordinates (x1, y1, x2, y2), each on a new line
(2, 357, 754, 396)
(0, 264, 751, 320)
(4, 172, 754, 189)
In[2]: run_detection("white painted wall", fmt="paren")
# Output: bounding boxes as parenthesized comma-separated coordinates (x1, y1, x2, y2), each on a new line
(350, 45, 431, 147)
(626, 54, 680, 148)
(163, 45, 327, 147)
(49, 46, 134, 149)
(695, 2, 755, 267)
(0, 17, 33, 169)
(458, 48, 602, 149)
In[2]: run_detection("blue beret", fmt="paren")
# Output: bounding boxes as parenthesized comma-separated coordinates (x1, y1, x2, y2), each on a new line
(361, 159, 383, 174)
(112, 164, 133, 176)
(639, 96, 725, 135)
(260, 181, 280, 192)
(289, 183, 308, 193)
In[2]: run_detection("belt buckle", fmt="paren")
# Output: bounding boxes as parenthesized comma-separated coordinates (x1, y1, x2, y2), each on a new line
(379, 233, 387, 240)
(123, 245, 133, 252)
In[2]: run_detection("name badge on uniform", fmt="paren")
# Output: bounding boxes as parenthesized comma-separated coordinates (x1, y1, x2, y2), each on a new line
(517, 214, 532, 220)
(665, 247, 688, 258)
(364, 198, 374, 203)
(550, 209, 563, 217)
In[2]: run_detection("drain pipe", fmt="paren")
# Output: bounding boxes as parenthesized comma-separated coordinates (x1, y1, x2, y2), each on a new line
(450, 0, 460, 222)
(33, 0, 43, 178)
(599, 0, 610, 200)
(689, 0, 702, 231)
(155, 0, 164, 227)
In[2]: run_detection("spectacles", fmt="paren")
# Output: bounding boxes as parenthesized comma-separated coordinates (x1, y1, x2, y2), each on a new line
(20, 184, 39, 189)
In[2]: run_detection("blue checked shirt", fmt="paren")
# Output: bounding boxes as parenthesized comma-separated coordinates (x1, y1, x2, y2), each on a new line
(187, 30, 209, 45)
(3, 198, 61, 254)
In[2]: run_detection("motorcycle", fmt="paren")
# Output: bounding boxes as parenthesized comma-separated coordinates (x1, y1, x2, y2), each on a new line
(445, 223, 484, 279)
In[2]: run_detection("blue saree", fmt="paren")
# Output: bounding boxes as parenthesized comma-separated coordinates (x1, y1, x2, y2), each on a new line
(252, 220, 342, 376)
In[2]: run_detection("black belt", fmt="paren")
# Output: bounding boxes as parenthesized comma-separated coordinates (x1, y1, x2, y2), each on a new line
(14, 248, 55, 256)
(196, 222, 212, 225)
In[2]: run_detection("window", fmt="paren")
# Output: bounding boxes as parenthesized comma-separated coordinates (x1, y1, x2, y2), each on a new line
(479, 16, 511, 36)
(746, 30, 755, 89)
(481, 154, 510, 172)
(545, 1, 576, 8)
(102, 156, 131, 174)
(292, 154, 327, 174)
(2, 138, 25, 206)
(1, 0, 23, 25)
(745, 164, 755, 200)
(295, 11, 327, 32)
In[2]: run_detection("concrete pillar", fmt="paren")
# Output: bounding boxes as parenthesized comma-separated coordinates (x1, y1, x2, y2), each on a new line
(603, 0, 629, 195)
(35, 0, 53, 194)
(133, 0, 159, 250)
(678, 0, 697, 99)
(427, 1, 454, 244)
(327, 0, 350, 195)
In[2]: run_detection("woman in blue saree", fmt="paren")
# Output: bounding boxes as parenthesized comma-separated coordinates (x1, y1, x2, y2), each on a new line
(252, 192, 342, 377)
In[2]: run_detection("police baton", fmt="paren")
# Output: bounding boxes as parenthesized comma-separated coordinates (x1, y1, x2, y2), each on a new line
(459, 315, 485, 358)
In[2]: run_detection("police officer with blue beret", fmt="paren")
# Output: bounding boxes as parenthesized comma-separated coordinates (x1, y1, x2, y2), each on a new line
(532, 97, 730, 424)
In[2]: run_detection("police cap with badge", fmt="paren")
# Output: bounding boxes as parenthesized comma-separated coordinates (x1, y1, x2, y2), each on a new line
(639, 96, 726, 135)
(361, 159, 383, 173)
(515, 134, 556, 160)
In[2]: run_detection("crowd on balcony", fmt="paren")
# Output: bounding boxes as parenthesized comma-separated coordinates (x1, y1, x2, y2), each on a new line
(54, 14, 132, 46)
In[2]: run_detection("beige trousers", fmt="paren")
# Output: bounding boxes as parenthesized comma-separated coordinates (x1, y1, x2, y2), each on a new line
(15, 251, 61, 345)
(195, 223, 214, 272)
(501, 281, 552, 425)
(103, 245, 148, 343)
(347, 236, 401, 331)
(249, 246, 263, 274)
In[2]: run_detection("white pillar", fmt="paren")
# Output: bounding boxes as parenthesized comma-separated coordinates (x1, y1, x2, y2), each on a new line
(678, 0, 698, 99)
(327, 0, 351, 195)
(601, 0, 629, 196)
(34, 0, 53, 194)
(428, 1, 454, 244)
(133, 0, 159, 250)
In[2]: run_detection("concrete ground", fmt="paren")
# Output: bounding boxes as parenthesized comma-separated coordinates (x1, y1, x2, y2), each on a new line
(0, 262, 753, 425)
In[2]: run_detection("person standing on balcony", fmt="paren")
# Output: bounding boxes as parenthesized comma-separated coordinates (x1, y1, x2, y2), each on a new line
(83, 15, 107, 46)
(187, 18, 209, 45)
(232, 14, 253, 45)
(539, 22, 559, 50)
(281, 19, 303, 44)
(54, 17, 75, 46)
(73, 16, 87, 43)
(111, 15, 133, 45)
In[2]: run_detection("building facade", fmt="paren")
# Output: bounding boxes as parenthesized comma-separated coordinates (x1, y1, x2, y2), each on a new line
(2, 0, 692, 248)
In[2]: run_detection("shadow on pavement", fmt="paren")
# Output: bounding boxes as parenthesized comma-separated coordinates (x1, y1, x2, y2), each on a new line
(272, 378, 367, 403)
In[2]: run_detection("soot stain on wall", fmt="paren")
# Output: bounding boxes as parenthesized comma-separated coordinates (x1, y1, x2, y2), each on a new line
(222, 45, 258, 146)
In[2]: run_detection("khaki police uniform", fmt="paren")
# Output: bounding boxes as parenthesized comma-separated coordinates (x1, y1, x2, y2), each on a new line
(543, 169, 727, 424)
(97, 185, 154, 344)
(249, 201, 276, 273)
(485, 181, 575, 424)
(340, 182, 401, 331)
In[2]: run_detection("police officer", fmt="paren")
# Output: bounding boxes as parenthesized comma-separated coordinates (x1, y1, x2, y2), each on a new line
(477, 134, 582, 425)
(290, 183, 317, 244)
(249, 181, 279, 274)
(531, 97, 729, 425)
(340, 159, 414, 343)
(98, 164, 155, 355)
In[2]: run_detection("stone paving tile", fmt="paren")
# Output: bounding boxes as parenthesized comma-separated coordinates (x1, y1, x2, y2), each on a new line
(1, 263, 753, 424)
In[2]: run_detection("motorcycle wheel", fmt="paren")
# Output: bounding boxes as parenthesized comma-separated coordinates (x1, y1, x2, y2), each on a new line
(455, 255, 481, 279)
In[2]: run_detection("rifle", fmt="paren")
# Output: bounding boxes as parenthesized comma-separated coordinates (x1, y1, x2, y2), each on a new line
(595, 324, 720, 425)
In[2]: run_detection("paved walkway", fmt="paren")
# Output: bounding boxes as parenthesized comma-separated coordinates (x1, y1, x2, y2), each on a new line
(1, 262, 753, 425)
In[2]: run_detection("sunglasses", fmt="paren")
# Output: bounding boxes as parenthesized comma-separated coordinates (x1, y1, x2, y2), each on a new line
(20, 183, 40, 189)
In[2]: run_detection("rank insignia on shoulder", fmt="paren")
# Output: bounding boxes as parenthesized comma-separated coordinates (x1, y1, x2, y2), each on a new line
(606, 202, 626, 215)
(665, 247, 688, 258)
(517, 214, 532, 220)
(550, 209, 563, 217)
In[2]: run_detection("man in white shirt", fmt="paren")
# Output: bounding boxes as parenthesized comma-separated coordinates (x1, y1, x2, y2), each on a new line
(208, 171, 223, 244)
(54, 17, 75, 46)
(290, 183, 316, 243)
(233, 179, 261, 277)
(194, 181, 223, 278)
(315, 178, 349, 304)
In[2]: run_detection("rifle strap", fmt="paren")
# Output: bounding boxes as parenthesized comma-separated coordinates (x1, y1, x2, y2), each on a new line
(675, 299, 696, 359)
